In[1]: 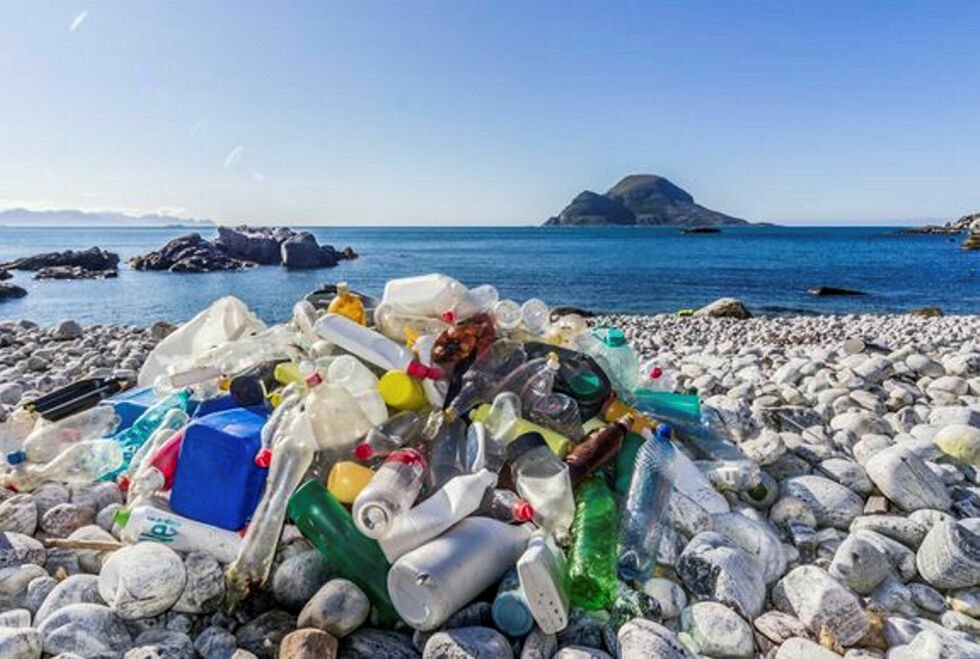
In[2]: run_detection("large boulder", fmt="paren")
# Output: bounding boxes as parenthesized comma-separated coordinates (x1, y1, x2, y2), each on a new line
(281, 232, 342, 269)
(34, 266, 117, 280)
(695, 298, 752, 319)
(0, 284, 27, 301)
(0, 246, 119, 271)
(129, 233, 248, 273)
(215, 225, 296, 264)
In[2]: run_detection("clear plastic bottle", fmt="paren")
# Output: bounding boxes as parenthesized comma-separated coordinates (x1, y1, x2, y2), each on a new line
(567, 477, 618, 610)
(354, 410, 426, 461)
(444, 340, 527, 418)
(527, 393, 583, 442)
(515, 353, 561, 414)
(226, 409, 317, 597)
(168, 324, 301, 389)
(352, 448, 427, 539)
(106, 389, 192, 480)
(508, 432, 575, 542)
(327, 281, 367, 325)
(424, 414, 467, 491)
(305, 384, 375, 458)
(327, 355, 388, 425)
(575, 327, 639, 395)
(638, 359, 677, 392)
(313, 313, 441, 379)
(118, 408, 188, 485)
(477, 488, 535, 523)
(493, 299, 522, 330)
(7, 405, 122, 465)
(254, 385, 303, 468)
(470, 394, 574, 457)
(618, 425, 676, 581)
(521, 299, 550, 335)
(373, 302, 450, 343)
(0, 439, 125, 491)
(411, 333, 448, 408)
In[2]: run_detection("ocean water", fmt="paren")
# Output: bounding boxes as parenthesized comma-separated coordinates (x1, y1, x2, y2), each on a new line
(0, 225, 977, 325)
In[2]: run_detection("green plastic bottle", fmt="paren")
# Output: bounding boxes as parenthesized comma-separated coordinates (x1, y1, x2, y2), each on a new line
(614, 432, 645, 495)
(287, 479, 398, 625)
(567, 477, 618, 610)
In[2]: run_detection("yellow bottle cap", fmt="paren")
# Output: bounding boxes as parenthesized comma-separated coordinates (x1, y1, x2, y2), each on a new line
(274, 362, 303, 386)
(378, 370, 427, 410)
(327, 461, 375, 504)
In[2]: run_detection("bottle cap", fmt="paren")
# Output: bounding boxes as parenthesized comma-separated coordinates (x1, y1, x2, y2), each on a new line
(6, 451, 26, 465)
(379, 371, 428, 410)
(440, 310, 457, 324)
(405, 360, 442, 380)
(113, 507, 131, 527)
(353, 443, 374, 461)
(655, 424, 672, 441)
(598, 327, 627, 347)
(254, 447, 273, 468)
(336, 281, 349, 295)
(506, 432, 547, 463)
(513, 499, 535, 521)
(649, 366, 663, 379)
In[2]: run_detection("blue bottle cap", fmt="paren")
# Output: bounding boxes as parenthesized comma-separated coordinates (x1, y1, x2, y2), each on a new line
(655, 424, 672, 441)
(6, 451, 26, 465)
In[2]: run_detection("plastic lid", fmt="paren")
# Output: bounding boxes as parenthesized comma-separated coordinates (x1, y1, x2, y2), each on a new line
(568, 372, 601, 398)
(353, 443, 374, 461)
(513, 499, 535, 521)
(655, 424, 672, 441)
(599, 327, 626, 347)
(6, 451, 26, 465)
(506, 432, 547, 462)
(649, 366, 663, 379)
(254, 447, 273, 468)
(379, 371, 428, 410)
(114, 507, 131, 527)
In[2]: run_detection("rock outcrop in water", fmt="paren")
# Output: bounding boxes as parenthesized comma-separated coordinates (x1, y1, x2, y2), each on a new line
(0, 247, 120, 273)
(900, 212, 980, 235)
(130, 226, 357, 273)
(545, 174, 751, 227)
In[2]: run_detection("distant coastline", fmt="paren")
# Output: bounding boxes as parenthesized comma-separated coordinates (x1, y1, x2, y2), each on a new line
(0, 208, 215, 229)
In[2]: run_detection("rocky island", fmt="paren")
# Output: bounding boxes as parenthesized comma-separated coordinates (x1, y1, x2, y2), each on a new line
(545, 174, 754, 227)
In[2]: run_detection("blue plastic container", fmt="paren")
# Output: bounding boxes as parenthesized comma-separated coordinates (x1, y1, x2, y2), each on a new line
(106, 386, 158, 431)
(169, 408, 269, 530)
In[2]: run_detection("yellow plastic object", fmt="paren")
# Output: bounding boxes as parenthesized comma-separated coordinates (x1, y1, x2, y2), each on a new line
(378, 371, 428, 411)
(327, 461, 375, 504)
(274, 362, 304, 386)
(469, 404, 573, 457)
(327, 282, 367, 326)
(602, 397, 661, 435)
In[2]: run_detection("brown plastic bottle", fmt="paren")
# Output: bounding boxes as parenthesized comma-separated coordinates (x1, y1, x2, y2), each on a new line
(564, 415, 632, 486)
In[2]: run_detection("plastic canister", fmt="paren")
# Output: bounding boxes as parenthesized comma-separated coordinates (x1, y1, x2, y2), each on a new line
(378, 371, 428, 411)
(169, 408, 268, 530)
(116, 502, 242, 564)
(517, 533, 569, 633)
(327, 461, 375, 504)
(387, 518, 534, 631)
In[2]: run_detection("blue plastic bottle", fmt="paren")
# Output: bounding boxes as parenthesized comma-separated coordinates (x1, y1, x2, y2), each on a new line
(169, 408, 269, 530)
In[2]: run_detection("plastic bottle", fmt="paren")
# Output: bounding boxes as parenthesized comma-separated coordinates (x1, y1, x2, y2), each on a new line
(254, 385, 303, 468)
(23, 377, 129, 422)
(508, 432, 575, 542)
(495, 354, 557, 408)
(618, 425, 676, 581)
(387, 518, 534, 631)
(0, 439, 124, 491)
(381, 273, 471, 318)
(527, 393, 583, 442)
(326, 461, 375, 504)
(167, 324, 301, 389)
(567, 477, 618, 610)
(576, 327, 639, 395)
(373, 303, 450, 343)
(492, 570, 535, 636)
(377, 469, 497, 562)
(444, 340, 527, 418)
(107, 389, 191, 479)
(327, 281, 367, 325)
(305, 384, 375, 458)
(424, 414, 467, 491)
(470, 396, 574, 457)
(517, 532, 570, 633)
(7, 405, 122, 465)
(378, 371, 428, 411)
(545, 314, 588, 348)
(352, 448, 427, 539)
(520, 299, 550, 335)
(227, 410, 317, 597)
(287, 479, 398, 625)
(313, 313, 441, 379)
(118, 408, 188, 487)
(493, 299, 522, 330)
(629, 393, 750, 463)
(327, 355, 388, 425)
(116, 503, 242, 563)
(613, 431, 646, 495)
(602, 396, 662, 437)
(638, 359, 677, 392)
(411, 333, 448, 408)
(354, 411, 426, 461)
(430, 315, 496, 370)
(125, 427, 186, 504)
(477, 488, 535, 523)
(564, 415, 631, 486)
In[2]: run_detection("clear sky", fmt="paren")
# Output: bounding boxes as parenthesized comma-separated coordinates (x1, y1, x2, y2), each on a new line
(2, 1, 979, 226)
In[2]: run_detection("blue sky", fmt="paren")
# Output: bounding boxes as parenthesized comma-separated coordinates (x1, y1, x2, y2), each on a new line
(2, 1, 979, 226)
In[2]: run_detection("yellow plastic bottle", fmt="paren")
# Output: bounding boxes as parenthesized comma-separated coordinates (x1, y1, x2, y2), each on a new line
(327, 461, 375, 504)
(602, 397, 662, 436)
(327, 282, 367, 326)
(378, 371, 428, 411)
(469, 404, 573, 457)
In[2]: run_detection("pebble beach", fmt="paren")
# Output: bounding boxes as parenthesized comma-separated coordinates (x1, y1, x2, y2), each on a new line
(1, 311, 979, 658)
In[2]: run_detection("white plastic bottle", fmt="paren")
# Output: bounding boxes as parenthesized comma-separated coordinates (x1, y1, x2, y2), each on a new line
(387, 518, 534, 630)
(378, 469, 497, 562)
(0, 439, 124, 491)
(381, 273, 470, 318)
(327, 355, 388, 425)
(7, 405, 122, 465)
(517, 533, 569, 633)
(116, 503, 242, 564)
(352, 448, 427, 539)
(313, 313, 440, 379)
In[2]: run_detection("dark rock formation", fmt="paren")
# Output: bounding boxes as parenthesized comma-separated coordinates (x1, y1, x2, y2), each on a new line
(215, 226, 295, 265)
(808, 286, 866, 297)
(546, 174, 750, 227)
(0, 247, 119, 272)
(962, 231, 980, 250)
(280, 232, 342, 269)
(0, 269, 10, 280)
(0, 284, 27, 301)
(899, 212, 980, 235)
(129, 233, 250, 273)
(34, 266, 118, 280)
(682, 227, 721, 234)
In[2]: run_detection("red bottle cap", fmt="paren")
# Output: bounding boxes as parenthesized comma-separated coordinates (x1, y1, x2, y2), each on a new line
(405, 360, 443, 380)
(513, 499, 535, 521)
(118, 477, 130, 493)
(440, 310, 457, 324)
(650, 366, 663, 379)
(353, 443, 374, 461)
(254, 448, 273, 468)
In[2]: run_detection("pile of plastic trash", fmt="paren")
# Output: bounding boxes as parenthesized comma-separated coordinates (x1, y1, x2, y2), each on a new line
(1, 274, 761, 637)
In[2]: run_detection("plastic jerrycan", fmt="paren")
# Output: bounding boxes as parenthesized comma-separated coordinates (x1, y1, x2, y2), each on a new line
(381, 273, 469, 318)
(387, 518, 534, 631)
(517, 532, 570, 634)
(287, 479, 398, 625)
(169, 408, 269, 530)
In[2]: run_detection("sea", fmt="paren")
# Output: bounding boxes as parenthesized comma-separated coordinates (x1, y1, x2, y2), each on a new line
(0, 225, 977, 326)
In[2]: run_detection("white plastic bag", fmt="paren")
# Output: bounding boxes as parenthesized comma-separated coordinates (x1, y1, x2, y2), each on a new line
(138, 296, 267, 387)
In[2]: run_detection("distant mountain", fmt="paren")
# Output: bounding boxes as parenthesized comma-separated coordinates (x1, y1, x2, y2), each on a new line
(545, 174, 751, 226)
(0, 208, 215, 228)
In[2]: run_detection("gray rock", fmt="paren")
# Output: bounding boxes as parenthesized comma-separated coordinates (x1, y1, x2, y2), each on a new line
(908, 583, 946, 614)
(71, 482, 123, 514)
(337, 628, 418, 659)
(54, 321, 83, 341)
(0, 382, 23, 405)
(272, 549, 333, 610)
(98, 543, 186, 619)
(172, 552, 224, 614)
(680, 602, 753, 658)
(422, 627, 512, 659)
(279, 628, 338, 659)
(865, 445, 951, 511)
(640, 578, 687, 619)
(848, 515, 928, 549)
(694, 298, 751, 320)
(95, 504, 123, 532)
(234, 610, 296, 659)
(552, 647, 611, 659)
(710, 512, 787, 584)
(781, 475, 864, 530)
(617, 618, 695, 659)
(194, 626, 238, 659)
(829, 532, 892, 594)
(817, 458, 874, 496)
(0, 627, 42, 659)
(30, 483, 70, 517)
(752, 611, 810, 645)
(37, 603, 133, 657)
(948, 586, 980, 616)
(125, 629, 194, 659)
(676, 531, 766, 619)
(0, 532, 46, 568)
(45, 548, 81, 577)
(928, 406, 980, 428)
(66, 525, 116, 573)
(916, 520, 980, 589)
(41, 503, 95, 538)
(24, 576, 57, 614)
(830, 411, 890, 437)
(0, 607, 31, 627)
(297, 578, 369, 638)
(520, 628, 557, 659)
(35, 574, 103, 625)
(772, 565, 869, 646)
(0, 563, 47, 603)
(775, 637, 840, 658)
